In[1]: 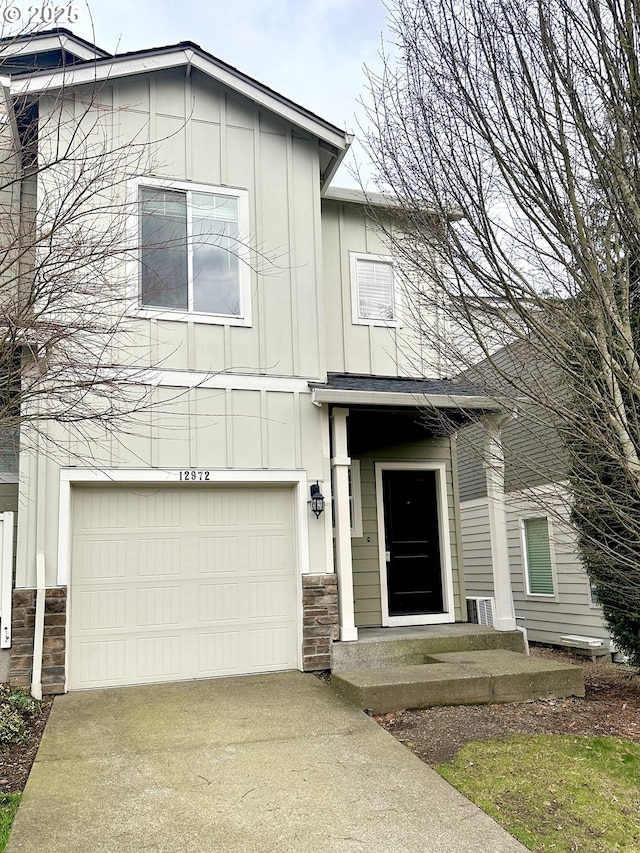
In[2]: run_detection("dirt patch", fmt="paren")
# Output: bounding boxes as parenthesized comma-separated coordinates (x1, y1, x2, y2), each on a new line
(0, 696, 52, 793)
(374, 646, 640, 765)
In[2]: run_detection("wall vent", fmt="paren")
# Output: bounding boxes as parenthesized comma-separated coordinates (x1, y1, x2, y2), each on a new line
(466, 596, 495, 627)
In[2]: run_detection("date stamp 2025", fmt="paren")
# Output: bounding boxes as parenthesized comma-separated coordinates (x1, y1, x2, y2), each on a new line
(1, 3, 79, 25)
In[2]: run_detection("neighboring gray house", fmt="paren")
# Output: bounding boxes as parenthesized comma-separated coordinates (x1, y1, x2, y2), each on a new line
(0, 29, 524, 697)
(457, 385, 615, 656)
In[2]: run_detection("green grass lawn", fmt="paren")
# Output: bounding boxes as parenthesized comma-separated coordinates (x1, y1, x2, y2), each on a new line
(0, 794, 20, 852)
(437, 735, 640, 852)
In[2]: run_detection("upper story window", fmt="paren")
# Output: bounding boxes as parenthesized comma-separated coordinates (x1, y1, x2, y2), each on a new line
(136, 179, 251, 326)
(350, 252, 400, 327)
(522, 516, 555, 596)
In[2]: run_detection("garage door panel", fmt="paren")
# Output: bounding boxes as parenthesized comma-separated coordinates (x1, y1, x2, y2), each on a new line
(137, 538, 182, 577)
(197, 536, 240, 573)
(136, 586, 182, 627)
(75, 491, 129, 531)
(79, 540, 127, 579)
(136, 635, 181, 679)
(198, 491, 239, 527)
(249, 627, 293, 668)
(69, 485, 298, 689)
(248, 580, 290, 618)
(197, 631, 241, 673)
(77, 639, 126, 685)
(79, 589, 127, 630)
(197, 583, 240, 622)
(248, 535, 288, 571)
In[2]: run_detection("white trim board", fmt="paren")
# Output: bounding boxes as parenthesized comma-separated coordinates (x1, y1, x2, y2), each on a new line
(375, 461, 456, 627)
(132, 369, 313, 393)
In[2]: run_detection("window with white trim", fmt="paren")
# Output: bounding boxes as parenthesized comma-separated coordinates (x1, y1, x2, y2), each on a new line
(137, 180, 250, 325)
(522, 516, 555, 596)
(350, 252, 399, 325)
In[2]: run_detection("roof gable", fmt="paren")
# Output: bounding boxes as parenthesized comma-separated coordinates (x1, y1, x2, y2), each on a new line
(8, 35, 349, 187)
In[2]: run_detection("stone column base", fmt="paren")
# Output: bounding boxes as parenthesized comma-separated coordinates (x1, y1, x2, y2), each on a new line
(302, 574, 339, 671)
(9, 587, 67, 695)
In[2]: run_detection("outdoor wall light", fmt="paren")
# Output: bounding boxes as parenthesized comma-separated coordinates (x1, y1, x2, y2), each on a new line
(310, 482, 325, 518)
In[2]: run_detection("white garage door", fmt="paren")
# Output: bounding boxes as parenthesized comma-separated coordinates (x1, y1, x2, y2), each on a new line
(68, 485, 298, 689)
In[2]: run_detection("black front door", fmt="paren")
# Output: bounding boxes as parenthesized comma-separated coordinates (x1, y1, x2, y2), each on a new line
(382, 469, 444, 616)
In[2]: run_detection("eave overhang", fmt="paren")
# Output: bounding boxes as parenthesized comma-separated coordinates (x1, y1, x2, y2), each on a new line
(309, 386, 502, 411)
(320, 186, 463, 220)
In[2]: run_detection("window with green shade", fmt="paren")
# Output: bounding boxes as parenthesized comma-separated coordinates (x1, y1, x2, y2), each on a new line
(523, 516, 554, 595)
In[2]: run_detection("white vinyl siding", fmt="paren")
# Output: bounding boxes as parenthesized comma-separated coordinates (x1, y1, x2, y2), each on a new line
(350, 252, 399, 325)
(460, 491, 612, 647)
(523, 516, 554, 596)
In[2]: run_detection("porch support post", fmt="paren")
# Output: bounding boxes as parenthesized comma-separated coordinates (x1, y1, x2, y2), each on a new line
(331, 407, 358, 642)
(483, 416, 517, 631)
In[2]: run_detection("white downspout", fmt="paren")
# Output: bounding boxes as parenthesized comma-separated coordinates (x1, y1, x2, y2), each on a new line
(30, 411, 47, 700)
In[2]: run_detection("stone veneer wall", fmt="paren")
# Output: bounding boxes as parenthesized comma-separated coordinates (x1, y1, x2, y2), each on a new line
(302, 574, 339, 671)
(9, 587, 67, 695)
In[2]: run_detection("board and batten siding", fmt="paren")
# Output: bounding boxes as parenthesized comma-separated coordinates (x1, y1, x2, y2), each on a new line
(15, 388, 329, 589)
(39, 67, 327, 382)
(460, 490, 612, 645)
(352, 436, 465, 627)
(321, 199, 443, 379)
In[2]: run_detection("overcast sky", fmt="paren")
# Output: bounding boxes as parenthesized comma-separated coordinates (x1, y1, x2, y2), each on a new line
(60, 0, 392, 187)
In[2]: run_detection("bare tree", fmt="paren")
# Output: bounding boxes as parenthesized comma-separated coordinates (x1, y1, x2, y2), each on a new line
(0, 28, 180, 466)
(364, 0, 640, 665)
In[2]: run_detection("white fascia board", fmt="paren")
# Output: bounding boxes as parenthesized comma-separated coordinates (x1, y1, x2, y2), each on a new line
(322, 187, 399, 207)
(10, 48, 349, 152)
(321, 186, 462, 221)
(310, 387, 502, 410)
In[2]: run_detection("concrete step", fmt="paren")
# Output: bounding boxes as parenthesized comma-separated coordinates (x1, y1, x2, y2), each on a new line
(331, 626, 526, 673)
(331, 649, 585, 714)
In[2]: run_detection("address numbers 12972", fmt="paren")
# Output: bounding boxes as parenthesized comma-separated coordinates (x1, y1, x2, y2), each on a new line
(179, 470, 211, 481)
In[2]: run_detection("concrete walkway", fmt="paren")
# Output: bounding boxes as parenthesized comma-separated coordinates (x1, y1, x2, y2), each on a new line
(7, 672, 527, 852)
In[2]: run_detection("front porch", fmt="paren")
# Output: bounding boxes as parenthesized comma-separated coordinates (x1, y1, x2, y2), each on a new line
(330, 625, 584, 713)
(310, 373, 518, 641)
(309, 373, 584, 711)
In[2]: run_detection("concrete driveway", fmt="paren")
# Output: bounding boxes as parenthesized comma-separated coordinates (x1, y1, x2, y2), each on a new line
(7, 672, 526, 852)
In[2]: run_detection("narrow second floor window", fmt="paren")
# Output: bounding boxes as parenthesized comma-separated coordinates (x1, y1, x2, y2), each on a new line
(139, 185, 244, 318)
(350, 252, 399, 326)
(357, 258, 395, 320)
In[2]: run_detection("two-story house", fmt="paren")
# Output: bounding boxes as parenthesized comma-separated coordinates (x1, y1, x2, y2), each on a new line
(0, 28, 521, 697)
